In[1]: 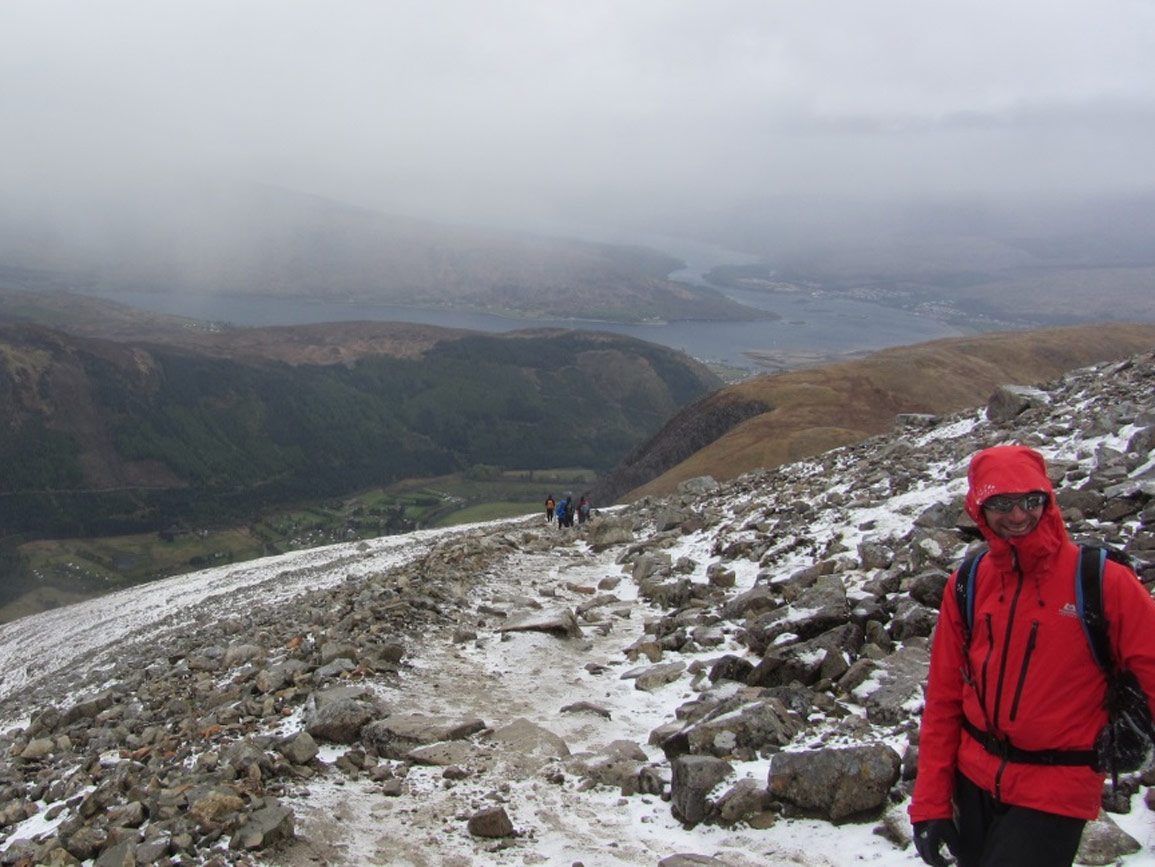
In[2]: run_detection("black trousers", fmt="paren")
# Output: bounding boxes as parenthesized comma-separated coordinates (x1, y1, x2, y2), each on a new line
(954, 772, 1087, 867)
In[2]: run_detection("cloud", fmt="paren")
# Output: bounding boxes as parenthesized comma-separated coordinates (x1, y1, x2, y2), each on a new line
(3, 0, 1155, 229)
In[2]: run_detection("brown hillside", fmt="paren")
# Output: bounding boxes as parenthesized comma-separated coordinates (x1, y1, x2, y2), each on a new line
(617, 323, 1155, 501)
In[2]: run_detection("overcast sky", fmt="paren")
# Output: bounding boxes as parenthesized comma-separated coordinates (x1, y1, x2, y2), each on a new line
(4, 0, 1155, 232)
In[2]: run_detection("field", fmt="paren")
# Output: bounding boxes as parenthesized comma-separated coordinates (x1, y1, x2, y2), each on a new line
(0, 467, 599, 623)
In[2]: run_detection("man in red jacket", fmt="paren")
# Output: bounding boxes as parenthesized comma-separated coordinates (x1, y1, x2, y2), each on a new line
(910, 445, 1155, 867)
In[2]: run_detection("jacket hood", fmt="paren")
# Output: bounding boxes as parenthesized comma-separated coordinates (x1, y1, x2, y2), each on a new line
(964, 445, 1069, 569)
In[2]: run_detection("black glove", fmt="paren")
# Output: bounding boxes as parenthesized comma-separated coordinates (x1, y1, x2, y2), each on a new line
(913, 818, 961, 867)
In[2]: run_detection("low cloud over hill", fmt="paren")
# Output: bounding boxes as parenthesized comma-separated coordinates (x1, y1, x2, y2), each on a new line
(0, 182, 764, 325)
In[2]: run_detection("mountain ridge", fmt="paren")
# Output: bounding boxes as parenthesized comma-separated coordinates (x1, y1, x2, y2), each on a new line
(0, 312, 721, 587)
(595, 323, 1155, 503)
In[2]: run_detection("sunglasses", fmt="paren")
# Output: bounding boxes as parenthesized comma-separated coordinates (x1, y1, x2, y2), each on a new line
(982, 492, 1049, 513)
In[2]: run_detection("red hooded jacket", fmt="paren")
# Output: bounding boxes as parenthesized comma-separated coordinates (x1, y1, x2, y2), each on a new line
(909, 445, 1155, 822)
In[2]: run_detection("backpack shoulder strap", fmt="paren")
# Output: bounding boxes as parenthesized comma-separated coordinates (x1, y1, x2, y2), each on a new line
(1077, 544, 1113, 674)
(954, 550, 986, 643)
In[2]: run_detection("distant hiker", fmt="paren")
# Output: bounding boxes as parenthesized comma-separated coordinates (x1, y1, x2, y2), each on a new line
(910, 445, 1155, 867)
(545, 495, 556, 524)
(577, 493, 592, 524)
(555, 497, 568, 528)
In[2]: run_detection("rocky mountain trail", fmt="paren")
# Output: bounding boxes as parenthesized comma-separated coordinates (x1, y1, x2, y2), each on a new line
(1, 349, 1154, 865)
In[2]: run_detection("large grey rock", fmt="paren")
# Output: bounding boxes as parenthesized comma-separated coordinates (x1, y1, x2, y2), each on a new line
(745, 574, 851, 653)
(363, 714, 487, 760)
(230, 803, 295, 851)
(496, 608, 583, 638)
(768, 743, 901, 821)
(304, 695, 379, 744)
(678, 698, 801, 760)
(857, 645, 931, 725)
(588, 516, 635, 550)
(279, 731, 319, 765)
(467, 806, 515, 838)
(715, 777, 774, 826)
(987, 384, 1050, 422)
(670, 754, 733, 826)
(627, 661, 687, 692)
(486, 717, 570, 772)
(1076, 811, 1142, 865)
(748, 624, 863, 689)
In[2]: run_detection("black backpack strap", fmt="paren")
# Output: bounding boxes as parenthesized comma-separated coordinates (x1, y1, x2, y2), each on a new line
(954, 551, 986, 646)
(1077, 545, 1112, 673)
(961, 718, 1098, 766)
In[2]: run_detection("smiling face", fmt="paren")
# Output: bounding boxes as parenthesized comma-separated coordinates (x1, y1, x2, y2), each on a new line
(982, 491, 1047, 540)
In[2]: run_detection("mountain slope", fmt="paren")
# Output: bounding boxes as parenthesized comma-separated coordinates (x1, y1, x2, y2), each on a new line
(0, 320, 720, 543)
(0, 350, 1152, 866)
(597, 323, 1155, 502)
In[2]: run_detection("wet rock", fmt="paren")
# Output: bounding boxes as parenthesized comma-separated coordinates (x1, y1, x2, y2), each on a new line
(230, 802, 294, 850)
(768, 743, 901, 821)
(363, 714, 486, 760)
(279, 731, 319, 765)
(987, 384, 1050, 422)
(624, 661, 686, 692)
(715, 777, 774, 826)
(304, 689, 380, 744)
(496, 608, 583, 638)
(1076, 811, 1142, 865)
(669, 754, 733, 826)
(669, 697, 800, 760)
(467, 806, 515, 838)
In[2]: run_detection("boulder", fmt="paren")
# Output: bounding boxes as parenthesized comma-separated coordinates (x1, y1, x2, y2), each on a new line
(496, 608, 583, 638)
(363, 714, 487, 760)
(670, 754, 733, 826)
(768, 743, 901, 821)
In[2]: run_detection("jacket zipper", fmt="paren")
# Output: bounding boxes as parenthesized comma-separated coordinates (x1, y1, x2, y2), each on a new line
(991, 567, 1025, 727)
(1009, 621, 1039, 721)
(992, 552, 1025, 803)
(995, 759, 1008, 802)
(976, 613, 995, 724)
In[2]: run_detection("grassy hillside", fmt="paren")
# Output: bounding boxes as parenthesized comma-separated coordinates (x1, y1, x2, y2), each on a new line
(605, 323, 1155, 501)
(0, 321, 720, 607)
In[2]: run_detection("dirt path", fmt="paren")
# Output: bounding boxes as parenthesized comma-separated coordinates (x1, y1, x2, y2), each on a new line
(266, 539, 769, 867)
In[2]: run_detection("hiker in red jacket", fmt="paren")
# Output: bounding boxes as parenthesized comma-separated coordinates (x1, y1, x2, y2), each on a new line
(910, 445, 1155, 867)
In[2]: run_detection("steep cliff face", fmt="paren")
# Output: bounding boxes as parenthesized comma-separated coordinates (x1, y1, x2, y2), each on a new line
(597, 323, 1155, 502)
